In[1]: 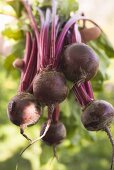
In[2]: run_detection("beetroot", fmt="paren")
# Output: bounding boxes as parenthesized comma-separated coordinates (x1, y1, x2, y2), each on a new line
(62, 43, 99, 84)
(13, 58, 24, 70)
(7, 92, 41, 141)
(80, 26, 101, 43)
(33, 70, 68, 105)
(81, 100, 114, 170)
(81, 100, 114, 131)
(40, 121, 66, 145)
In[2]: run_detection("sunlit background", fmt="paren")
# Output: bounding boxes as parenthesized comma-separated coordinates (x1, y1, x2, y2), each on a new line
(0, 0, 114, 170)
(79, 0, 114, 83)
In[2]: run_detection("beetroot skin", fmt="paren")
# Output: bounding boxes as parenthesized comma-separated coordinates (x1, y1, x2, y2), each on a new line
(62, 43, 99, 83)
(7, 92, 41, 127)
(81, 100, 114, 131)
(40, 121, 66, 145)
(33, 70, 68, 105)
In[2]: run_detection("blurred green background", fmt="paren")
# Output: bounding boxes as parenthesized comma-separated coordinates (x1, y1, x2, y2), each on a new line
(0, 0, 114, 170)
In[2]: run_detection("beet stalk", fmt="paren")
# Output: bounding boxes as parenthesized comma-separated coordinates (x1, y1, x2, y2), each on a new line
(40, 104, 66, 158)
(20, 36, 37, 92)
(18, 32, 32, 91)
(21, 0, 40, 71)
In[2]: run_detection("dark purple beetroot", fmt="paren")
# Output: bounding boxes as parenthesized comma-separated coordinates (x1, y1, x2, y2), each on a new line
(7, 92, 41, 127)
(62, 43, 99, 83)
(33, 70, 68, 105)
(81, 100, 114, 131)
(40, 121, 66, 145)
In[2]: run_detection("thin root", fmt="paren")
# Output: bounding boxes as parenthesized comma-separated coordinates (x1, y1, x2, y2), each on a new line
(20, 119, 51, 156)
(104, 126, 114, 170)
(53, 144, 58, 160)
(20, 126, 32, 142)
(16, 119, 51, 170)
(49, 145, 58, 166)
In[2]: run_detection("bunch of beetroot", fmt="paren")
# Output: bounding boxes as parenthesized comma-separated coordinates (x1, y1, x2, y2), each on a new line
(7, 0, 114, 169)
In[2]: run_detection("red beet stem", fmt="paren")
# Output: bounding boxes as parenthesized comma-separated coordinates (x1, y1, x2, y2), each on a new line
(81, 18, 103, 32)
(50, 0, 57, 66)
(36, 7, 45, 26)
(27, 19, 57, 92)
(84, 81, 94, 99)
(65, 30, 72, 45)
(48, 105, 55, 120)
(72, 23, 94, 100)
(21, 0, 40, 71)
(20, 37, 37, 91)
(39, 12, 45, 68)
(71, 26, 76, 43)
(73, 84, 93, 106)
(21, 0, 39, 35)
(38, 9, 51, 68)
(23, 32, 32, 72)
(28, 58, 37, 88)
(55, 15, 85, 67)
(55, 21, 60, 39)
(44, 9, 51, 67)
(72, 86, 84, 106)
(21, 0, 39, 36)
(52, 104, 60, 123)
(22, 32, 32, 75)
(18, 32, 32, 92)
(73, 23, 81, 43)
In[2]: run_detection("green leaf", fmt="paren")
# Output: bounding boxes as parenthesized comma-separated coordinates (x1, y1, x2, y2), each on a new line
(3, 40, 25, 79)
(2, 27, 24, 40)
(92, 32, 114, 58)
(0, 1, 16, 16)
(12, 39, 25, 57)
(3, 53, 19, 79)
(38, 0, 51, 7)
(34, 0, 78, 20)
(58, 0, 79, 19)
(7, 0, 23, 18)
(4, 53, 16, 70)
(40, 144, 53, 165)
(89, 40, 110, 81)
(91, 72, 104, 91)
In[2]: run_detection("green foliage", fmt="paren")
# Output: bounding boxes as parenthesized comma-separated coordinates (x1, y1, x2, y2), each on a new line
(89, 32, 114, 91)
(0, 0, 23, 17)
(93, 32, 114, 58)
(0, 1, 15, 16)
(3, 39, 24, 78)
(2, 27, 24, 40)
(6, 0, 23, 18)
(57, 0, 79, 19)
